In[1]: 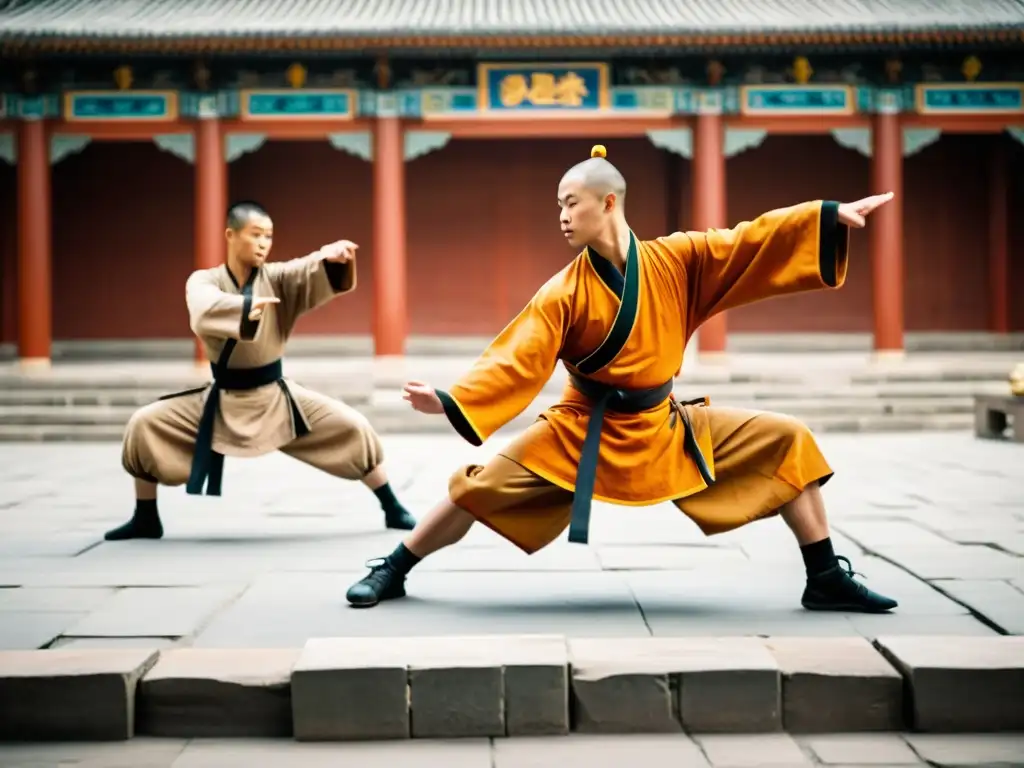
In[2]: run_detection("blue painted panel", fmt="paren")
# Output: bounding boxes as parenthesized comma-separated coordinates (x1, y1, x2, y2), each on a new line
(919, 85, 1023, 113)
(69, 93, 172, 120)
(742, 86, 851, 114)
(245, 91, 352, 118)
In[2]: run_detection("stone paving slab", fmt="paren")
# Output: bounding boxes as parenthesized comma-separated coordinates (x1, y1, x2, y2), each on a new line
(1, 733, 1022, 767)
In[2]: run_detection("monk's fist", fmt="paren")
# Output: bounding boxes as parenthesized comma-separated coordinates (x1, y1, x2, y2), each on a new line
(403, 381, 444, 415)
(320, 240, 358, 262)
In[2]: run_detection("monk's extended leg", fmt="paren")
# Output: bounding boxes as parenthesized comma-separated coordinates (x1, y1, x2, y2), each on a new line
(107, 393, 204, 541)
(345, 454, 572, 607)
(346, 496, 475, 607)
(675, 406, 898, 613)
(781, 481, 897, 613)
(280, 386, 416, 531)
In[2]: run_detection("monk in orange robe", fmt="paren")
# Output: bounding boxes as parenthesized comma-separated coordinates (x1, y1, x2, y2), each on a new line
(345, 145, 898, 614)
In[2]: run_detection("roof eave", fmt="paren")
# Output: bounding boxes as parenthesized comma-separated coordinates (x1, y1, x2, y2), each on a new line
(1, 28, 1022, 55)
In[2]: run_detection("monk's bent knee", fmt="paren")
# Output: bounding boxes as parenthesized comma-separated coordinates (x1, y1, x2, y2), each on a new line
(448, 464, 493, 512)
(768, 413, 832, 491)
(120, 402, 193, 487)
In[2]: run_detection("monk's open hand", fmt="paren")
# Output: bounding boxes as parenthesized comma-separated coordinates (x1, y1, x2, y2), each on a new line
(319, 240, 358, 263)
(248, 295, 280, 321)
(838, 192, 895, 228)
(403, 381, 444, 414)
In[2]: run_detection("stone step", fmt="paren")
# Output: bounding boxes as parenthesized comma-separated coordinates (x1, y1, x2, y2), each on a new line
(1, 635, 1022, 740)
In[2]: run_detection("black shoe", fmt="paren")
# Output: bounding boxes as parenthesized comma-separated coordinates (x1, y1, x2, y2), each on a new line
(384, 507, 417, 531)
(103, 513, 164, 541)
(346, 558, 407, 608)
(801, 555, 898, 613)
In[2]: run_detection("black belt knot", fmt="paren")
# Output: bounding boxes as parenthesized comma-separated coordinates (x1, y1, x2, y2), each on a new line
(185, 358, 308, 496)
(566, 372, 714, 545)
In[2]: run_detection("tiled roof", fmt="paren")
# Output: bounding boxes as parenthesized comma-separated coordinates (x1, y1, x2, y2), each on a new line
(1, 0, 1022, 48)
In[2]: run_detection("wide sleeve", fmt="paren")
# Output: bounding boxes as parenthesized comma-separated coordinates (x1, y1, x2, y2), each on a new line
(436, 283, 569, 446)
(265, 252, 355, 329)
(185, 270, 260, 341)
(654, 200, 849, 330)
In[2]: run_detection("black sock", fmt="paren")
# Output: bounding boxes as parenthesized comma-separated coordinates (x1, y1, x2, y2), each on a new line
(372, 482, 400, 511)
(801, 537, 838, 577)
(135, 499, 158, 518)
(386, 543, 421, 575)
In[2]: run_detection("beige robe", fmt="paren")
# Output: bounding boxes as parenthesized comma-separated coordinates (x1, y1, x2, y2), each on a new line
(122, 252, 382, 489)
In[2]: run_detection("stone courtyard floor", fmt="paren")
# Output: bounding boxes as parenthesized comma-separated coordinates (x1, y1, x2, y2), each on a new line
(0, 430, 1022, 648)
(1, 733, 1023, 767)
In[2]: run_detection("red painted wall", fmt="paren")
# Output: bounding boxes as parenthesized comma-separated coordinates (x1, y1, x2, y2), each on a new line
(0, 131, 1021, 345)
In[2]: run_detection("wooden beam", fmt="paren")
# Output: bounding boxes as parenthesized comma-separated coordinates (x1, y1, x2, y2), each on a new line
(724, 115, 870, 133)
(413, 115, 684, 139)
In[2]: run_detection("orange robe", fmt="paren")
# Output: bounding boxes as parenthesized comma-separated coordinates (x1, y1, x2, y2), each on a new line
(436, 200, 848, 541)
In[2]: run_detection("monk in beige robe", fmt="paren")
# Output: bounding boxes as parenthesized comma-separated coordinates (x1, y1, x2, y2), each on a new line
(344, 145, 898, 614)
(106, 200, 416, 541)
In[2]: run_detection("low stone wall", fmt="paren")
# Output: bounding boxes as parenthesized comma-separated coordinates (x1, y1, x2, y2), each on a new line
(0, 634, 1021, 741)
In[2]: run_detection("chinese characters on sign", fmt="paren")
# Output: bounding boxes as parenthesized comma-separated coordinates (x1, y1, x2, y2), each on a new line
(480, 64, 608, 111)
(499, 72, 588, 108)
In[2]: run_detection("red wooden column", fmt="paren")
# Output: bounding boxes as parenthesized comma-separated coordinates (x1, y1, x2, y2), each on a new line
(372, 115, 407, 356)
(16, 117, 52, 368)
(193, 115, 227, 363)
(988, 139, 1009, 334)
(692, 109, 728, 355)
(869, 104, 904, 354)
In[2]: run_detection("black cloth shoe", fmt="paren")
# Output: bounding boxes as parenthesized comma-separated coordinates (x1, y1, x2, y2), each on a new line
(802, 555, 898, 613)
(104, 504, 163, 541)
(384, 506, 417, 531)
(346, 558, 407, 608)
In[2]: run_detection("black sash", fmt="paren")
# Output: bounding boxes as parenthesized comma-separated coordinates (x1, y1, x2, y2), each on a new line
(170, 269, 309, 496)
(566, 233, 714, 545)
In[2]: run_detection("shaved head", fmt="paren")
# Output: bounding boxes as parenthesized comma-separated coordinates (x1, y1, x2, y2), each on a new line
(559, 157, 627, 206)
(557, 147, 629, 251)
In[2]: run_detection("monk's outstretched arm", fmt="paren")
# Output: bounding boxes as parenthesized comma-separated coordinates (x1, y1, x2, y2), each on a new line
(436, 284, 569, 446)
(653, 200, 850, 330)
(185, 270, 261, 341)
(266, 251, 355, 327)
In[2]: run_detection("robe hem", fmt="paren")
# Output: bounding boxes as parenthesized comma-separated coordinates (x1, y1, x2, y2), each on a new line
(817, 201, 849, 289)
(455, 504, 541, 555)
(512, 454, 710, 507)
(123, 467, 159, 484)
(436, 389, 484, 446)
(324, 260, 354, 293)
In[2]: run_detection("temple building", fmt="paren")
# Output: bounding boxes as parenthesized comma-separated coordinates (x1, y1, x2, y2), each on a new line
(1, 0, 1023, 366)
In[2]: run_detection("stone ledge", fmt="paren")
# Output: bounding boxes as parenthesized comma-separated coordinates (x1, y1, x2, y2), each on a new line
(0, 648, 159, 740)
(137, 648, 298, 738)
(1, 635, 1022, 741)
(290, 634, 568, 741)
(766, 637, 904, 733)
(569, 637, 781, 734)
(875, 635, 1024, 732)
